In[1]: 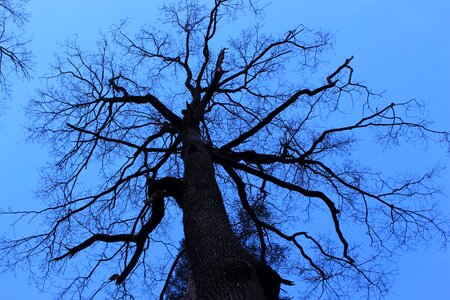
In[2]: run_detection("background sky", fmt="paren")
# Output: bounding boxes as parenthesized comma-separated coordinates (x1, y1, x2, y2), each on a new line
(0, 0, 449, 299)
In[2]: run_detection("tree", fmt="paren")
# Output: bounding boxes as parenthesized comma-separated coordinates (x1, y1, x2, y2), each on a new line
(1, 0, 449, 299)
(0, 0, 31, 100)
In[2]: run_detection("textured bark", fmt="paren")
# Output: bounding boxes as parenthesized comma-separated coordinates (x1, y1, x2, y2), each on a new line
(180, 129, 268, 299)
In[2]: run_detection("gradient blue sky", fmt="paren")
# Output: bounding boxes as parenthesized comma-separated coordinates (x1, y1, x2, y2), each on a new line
(1, 1, 449, 299)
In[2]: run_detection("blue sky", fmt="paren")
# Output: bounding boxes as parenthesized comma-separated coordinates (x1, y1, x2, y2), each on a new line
(0, 1, 449, 299)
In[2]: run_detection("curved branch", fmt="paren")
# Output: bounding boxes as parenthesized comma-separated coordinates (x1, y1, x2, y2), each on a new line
(52, 234, 135, 261)
(223, 166, 267, 262)
(159, 248, 186, 300)
(100, 93, 184, 129)
(223, 166, 331, 280)
(116, 193, 166, 284)
(214, 152, 353, 264)
(219, 58, 354, 151)
(195, 0, 221, 87)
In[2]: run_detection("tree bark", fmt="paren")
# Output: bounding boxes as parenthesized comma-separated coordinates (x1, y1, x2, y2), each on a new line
(180, 129, 268, 299)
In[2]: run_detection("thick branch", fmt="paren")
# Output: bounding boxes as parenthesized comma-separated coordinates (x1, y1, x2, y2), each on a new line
(223, 166, 267, 262)
(214, 153, 353, 263)
(52, 182, 168, 285)
(194, 48, 226, 121)
(116, 192, 166, 284)
(195, 0, 221, 87)
(153, 176, 184, 204)
(219, 58, 354, 151)
(100, 93, 184, 129)
(223, 166, 327, 279)
(52, 234, 134, 261)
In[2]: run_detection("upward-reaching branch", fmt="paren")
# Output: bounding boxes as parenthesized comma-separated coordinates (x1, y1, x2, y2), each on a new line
(196, 0, 222, 88)
(220, 57, 353, 151)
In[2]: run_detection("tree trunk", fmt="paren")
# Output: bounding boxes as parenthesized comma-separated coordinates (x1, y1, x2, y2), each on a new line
(180, 129, 268, 299)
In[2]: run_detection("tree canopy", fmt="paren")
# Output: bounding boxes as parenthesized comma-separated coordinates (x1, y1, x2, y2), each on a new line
(1, 1, 449, 299)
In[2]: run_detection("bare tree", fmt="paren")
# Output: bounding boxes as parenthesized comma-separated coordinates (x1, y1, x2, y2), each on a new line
(0, 0, 31, 98)
(1, 1, 449, 299)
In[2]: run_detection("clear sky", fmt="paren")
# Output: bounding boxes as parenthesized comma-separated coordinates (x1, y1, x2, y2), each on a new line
(0, 1, 449, 299)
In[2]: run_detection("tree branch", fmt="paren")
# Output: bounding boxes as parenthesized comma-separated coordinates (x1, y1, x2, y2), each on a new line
(159, 248, 186, 300)
(52, 234, 135, 261)
(223, 166, 267, 262)
(219, 57, 354, 151)
(116, 192, 166, 284)
(214, 152, 353, 264)
(100, 93, 185, 129)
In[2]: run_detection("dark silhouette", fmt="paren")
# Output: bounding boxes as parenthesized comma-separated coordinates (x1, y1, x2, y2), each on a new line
(1, 1, 448, 299)
(0, 0, 30, 99)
